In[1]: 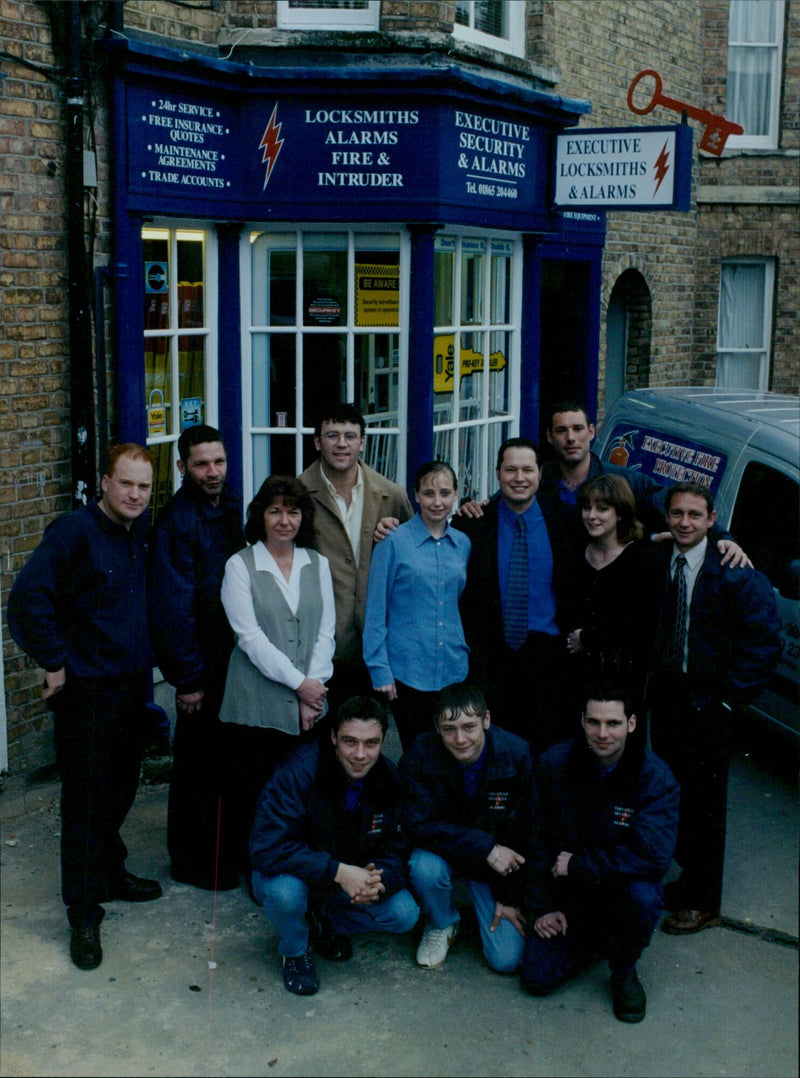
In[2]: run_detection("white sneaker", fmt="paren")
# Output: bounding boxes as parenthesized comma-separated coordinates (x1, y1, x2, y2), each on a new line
(416, 922, 458, 969)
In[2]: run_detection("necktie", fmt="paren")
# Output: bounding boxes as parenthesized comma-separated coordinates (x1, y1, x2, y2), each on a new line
(505, 516, 529, 650)
(668, 553, 688, 671)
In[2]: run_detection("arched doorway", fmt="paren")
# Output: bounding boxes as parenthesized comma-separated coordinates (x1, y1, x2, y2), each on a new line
(604, 269, 652, 411)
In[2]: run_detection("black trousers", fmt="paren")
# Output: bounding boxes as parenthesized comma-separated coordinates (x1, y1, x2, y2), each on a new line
(167, 674, 232, 879)
(51, 673, 148, 927)
(480, 632, 573, 757)
(649, 675, 730, 912)
(390, 682, 442, 752)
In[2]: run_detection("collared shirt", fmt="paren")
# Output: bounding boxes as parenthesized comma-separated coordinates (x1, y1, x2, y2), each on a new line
(221, 543, 336, 689)
(363, 513, 471, 691)
(670, 537, 707, 671)
(497, 498, 558, 638)
(320, 462, 365, 563)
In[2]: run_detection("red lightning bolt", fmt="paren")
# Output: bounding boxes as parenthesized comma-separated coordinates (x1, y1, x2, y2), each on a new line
(260, 104, 284, 189)
(653, 140, 670, 195)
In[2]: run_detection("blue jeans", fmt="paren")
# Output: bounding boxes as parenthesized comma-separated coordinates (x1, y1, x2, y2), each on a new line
(409, 848, 525, 974)
(520, 879, 663, 993)
(251, 871, 420, 958)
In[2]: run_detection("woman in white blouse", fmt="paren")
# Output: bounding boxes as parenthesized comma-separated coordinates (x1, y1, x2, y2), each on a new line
(219, 476, 335, 870)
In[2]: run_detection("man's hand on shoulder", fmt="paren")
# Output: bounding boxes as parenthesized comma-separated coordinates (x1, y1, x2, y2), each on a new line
(455, 498, 489, 520)
(717, 539, 753, 569)
(374, 516, 401, 543)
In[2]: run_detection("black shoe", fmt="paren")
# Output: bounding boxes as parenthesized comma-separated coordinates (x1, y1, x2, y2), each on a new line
(70, 924, 102, 971)
(107, 870, 163, 903)
(170, 865, 240, 892)
(308, 910, 352, 962)
(611, 968, 646, 1023)
(282, 950, 319, 995)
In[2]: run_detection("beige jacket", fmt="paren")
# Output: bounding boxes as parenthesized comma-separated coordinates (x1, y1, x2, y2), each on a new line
(299, 459, 412, 662)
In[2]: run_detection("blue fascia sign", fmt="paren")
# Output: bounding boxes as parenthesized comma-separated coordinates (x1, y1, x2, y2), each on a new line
(126, 81, 569, 231)
(553, 124, 693, 212)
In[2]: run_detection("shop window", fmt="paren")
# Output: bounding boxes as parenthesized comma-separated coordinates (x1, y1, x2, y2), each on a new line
(143, 227, 215, 519)
(716, 258, 774, 390)
(726, 0, 784, 150)
(277, 1, 379, 30)
(433, 235, 520, 502)
(249, 229, 404, 498)
(453, 1, 525, 58)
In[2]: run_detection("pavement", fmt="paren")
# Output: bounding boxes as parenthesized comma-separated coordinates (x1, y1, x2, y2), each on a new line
(0, 721, 797, 1078)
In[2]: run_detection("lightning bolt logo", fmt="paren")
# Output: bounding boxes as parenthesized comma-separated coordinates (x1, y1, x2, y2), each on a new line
(260, 104, 284, 190)
(653, 140, 670, 195)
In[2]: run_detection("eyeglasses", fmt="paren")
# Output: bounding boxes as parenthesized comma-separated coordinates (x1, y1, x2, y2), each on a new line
(321, 431, 361, 443)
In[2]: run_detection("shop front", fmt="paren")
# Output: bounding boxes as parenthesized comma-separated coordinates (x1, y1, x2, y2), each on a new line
(108, 39, 605, 508)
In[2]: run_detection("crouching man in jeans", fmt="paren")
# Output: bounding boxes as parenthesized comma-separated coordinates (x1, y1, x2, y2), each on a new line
(250, 696, 419, 995)
(520, 685, 678, 1022)
(400, 683, 532, 974)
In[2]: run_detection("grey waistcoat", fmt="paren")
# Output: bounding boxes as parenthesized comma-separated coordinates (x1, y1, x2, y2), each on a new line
(219, 545, 324, 732)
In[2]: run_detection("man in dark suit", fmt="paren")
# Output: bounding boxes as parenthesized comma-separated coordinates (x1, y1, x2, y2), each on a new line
(453, 438, 570, 755)
(648, 482, 781, 935)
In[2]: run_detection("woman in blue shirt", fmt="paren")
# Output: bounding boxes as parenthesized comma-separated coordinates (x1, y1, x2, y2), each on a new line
(364, 460, 471, 750)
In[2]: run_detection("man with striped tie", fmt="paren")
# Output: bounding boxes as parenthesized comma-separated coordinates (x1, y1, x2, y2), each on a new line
(648, 482, 780, 936)
(454, 438, 571, 755)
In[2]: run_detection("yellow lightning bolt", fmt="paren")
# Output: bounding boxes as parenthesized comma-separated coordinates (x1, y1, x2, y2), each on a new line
(260, 104, 284, 190)
(653, 140, 670, 195)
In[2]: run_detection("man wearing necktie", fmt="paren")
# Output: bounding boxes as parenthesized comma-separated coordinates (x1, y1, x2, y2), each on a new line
(454, 438, 570, 755)
(648, 482, 781, 936)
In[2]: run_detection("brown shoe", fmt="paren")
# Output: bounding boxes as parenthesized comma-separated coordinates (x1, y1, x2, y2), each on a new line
(662, 909, 721, 935)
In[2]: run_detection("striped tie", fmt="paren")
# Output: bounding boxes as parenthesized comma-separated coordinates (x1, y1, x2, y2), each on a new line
(504, 515, 529, 650)
(669, 553, 688, 671)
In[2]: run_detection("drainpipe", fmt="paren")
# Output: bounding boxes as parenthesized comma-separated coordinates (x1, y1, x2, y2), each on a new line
(65, 1, 96, 506)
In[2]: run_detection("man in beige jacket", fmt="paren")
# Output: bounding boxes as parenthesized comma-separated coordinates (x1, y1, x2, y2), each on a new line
(299, 403, 412, 714)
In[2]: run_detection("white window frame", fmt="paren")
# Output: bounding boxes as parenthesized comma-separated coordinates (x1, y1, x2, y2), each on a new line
(277, 1, 379, 31)
(725, 0, 784, 150)
(453, 1, 526, 59)
(242, 226, 408, 506)
(433, 231, 522, 501)
(716, 257, 775, 391)
(142, 223, 218, 495)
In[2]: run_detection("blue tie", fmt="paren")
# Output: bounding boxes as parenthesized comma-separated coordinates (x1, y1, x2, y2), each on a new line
(505, 515, 529, 650)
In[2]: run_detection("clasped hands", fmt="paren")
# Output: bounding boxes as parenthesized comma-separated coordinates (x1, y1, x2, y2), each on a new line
(297, 677, 327, 732)
(334, 861, 385, 905)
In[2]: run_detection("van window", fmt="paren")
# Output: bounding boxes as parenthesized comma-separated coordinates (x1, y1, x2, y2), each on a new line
(730, 462, 799, 601)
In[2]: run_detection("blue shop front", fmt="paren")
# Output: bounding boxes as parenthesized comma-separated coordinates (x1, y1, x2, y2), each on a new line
(108, 40, 605, 512)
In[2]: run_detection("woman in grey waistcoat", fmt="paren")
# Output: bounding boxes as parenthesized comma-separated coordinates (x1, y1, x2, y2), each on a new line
(219, 476, 335, 870)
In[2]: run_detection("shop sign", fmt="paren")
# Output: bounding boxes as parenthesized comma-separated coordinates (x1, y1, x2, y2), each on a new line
(147, 389, 167, 436)
(180, 397, 203, 430)
(553, 125, 692, 211)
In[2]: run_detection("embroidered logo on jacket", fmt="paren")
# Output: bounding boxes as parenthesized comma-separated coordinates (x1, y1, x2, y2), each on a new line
(488, 790, 509, 812)
(613, 804, 636, 828)
(368, 813, 385, 835)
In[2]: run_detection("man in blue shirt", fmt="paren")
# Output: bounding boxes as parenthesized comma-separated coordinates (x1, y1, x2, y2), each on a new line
(8, 444, 163, 972)
(453, 438, 571, 754)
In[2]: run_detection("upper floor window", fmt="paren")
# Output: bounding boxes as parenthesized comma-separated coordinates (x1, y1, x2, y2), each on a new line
(726, 0, 784, 149)
(716, 258, 775, 391)
(277, 0, 379, 30)
(453, 1, 525, 59)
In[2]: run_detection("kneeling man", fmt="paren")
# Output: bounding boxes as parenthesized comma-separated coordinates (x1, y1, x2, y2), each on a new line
(250, 696, 419, 996)
(520, 685, 678, 1022)
(400, 683, 532, 974)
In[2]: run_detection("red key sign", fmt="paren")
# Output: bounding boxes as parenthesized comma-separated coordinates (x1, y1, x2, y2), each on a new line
(627, 69, 744, 156)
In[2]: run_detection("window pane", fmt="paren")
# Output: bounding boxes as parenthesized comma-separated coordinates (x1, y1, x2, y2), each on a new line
(177, 238, 204, 327)
(461, 241, 485, 324)
(490, 246, 512, 324)
(252, 334, 296, 427)
(302, 333, 347, 419)
(720, 263, 765, 347)
(252, 433, 297, 491)
(474, 1, 505, 36)
(489, 329, 511, 415)
(434, 243, 455, 326)
(356, 333, 399, 417)
(149, 442, 174, 523)
(727, 45, 774, 134)
(145, 336, 171, 432)
(144, 236, 170, 328)
(303, 234, 347, 326)
(716, 351, 764, 388)
(729, 0, 777, 42)
(179, 335, 205, 428)
(268, 249, 297, 326)
(354, 246, 399, 328)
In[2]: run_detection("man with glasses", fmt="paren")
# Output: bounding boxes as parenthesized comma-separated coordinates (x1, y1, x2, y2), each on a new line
(299, 403, 413, 714)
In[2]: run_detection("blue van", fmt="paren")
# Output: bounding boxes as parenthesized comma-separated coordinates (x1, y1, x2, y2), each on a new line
(595, 387, 799, 738)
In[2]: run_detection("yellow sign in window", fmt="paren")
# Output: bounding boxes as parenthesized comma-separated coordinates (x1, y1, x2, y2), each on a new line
(433, 335, 506, 393)
(355, 263, 400, 327)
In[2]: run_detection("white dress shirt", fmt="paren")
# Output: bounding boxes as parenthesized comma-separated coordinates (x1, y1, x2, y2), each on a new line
(221, 543, 335, 690)
(320, 462, 365, 563)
